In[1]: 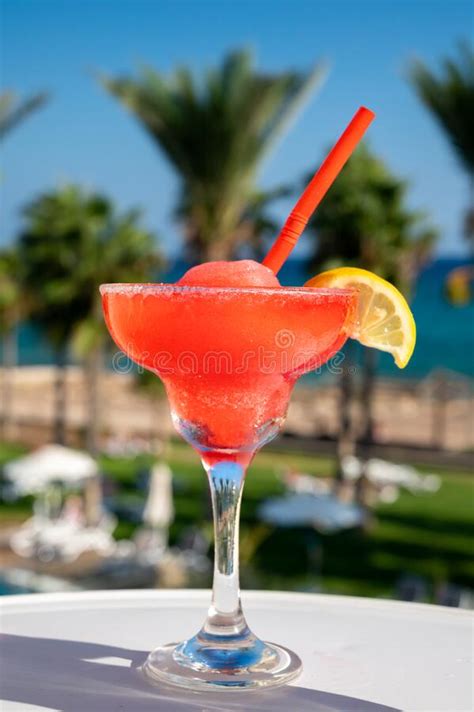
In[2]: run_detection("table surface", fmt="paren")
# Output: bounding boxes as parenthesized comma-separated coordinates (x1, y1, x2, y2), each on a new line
(0, 589, 472, 712)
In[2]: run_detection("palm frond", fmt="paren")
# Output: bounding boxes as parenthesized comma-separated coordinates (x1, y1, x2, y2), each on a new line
(17, 184, 161, 349)
(306, 142, 437, 292)
(98, 49, 325, 260)
(0, 91, 49, 140)
(408, 41, 474, 175)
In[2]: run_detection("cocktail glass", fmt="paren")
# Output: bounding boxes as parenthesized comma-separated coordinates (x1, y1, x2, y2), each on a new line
(101, 283, 356, 691)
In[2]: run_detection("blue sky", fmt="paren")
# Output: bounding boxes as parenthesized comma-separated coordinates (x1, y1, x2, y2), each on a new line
(1, 0, 472, 257)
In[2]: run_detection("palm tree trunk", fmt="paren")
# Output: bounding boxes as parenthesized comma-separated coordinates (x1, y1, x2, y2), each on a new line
(53, 346, 67, 445)
(334, 344, 355, 492)
(0, 327, 17, 441)
(205, 232, 236, 261)
(85, 346, 102, 455)
(84, 475, 103, 527)
(353, 348, 378, 508)
(431, 372, 448, 449)
(360, 347, 378, 445)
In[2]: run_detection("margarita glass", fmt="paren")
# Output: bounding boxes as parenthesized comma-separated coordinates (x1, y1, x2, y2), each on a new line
(101, 282, 356, 691)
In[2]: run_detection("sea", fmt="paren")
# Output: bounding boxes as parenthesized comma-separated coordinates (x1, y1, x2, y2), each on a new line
(9, 257, 474, 382)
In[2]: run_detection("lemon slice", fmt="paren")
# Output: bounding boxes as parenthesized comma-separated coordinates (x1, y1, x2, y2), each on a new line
(305, 267, 416, 368)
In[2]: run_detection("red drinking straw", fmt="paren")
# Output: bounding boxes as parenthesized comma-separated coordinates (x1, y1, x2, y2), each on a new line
(262, 106, 375, 274)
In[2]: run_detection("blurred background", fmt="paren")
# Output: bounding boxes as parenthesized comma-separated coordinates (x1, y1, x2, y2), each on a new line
(0, 0, 472, 605)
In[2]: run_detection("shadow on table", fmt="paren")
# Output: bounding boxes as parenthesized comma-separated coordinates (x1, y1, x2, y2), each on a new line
(0, 634, 401, 712)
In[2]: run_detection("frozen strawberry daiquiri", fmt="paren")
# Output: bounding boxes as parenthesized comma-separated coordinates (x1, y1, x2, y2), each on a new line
(103, 261, 355, 463)
(101, 259, 356, 690)
(100, 107, 416, 692)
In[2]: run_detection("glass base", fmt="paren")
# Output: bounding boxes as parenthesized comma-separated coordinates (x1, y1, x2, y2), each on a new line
(141, 632, 302, 691)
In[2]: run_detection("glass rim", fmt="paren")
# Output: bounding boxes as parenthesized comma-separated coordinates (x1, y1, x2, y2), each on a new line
(99, 282, 356, 298)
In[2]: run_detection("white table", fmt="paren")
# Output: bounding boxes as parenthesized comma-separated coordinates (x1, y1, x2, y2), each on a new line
(0, 590, 472, 711)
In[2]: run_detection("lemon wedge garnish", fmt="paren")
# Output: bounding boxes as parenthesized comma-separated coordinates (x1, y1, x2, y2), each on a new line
(305, 267, 416, 368)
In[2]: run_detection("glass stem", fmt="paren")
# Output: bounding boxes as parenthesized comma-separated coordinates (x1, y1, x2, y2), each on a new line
(202, 459, 248, 636)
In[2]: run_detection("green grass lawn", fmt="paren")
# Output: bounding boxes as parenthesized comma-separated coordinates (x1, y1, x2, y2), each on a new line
(1, 441, 472, 599)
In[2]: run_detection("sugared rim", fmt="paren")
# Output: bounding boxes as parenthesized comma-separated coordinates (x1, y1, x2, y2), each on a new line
(99, 282, 355, 298)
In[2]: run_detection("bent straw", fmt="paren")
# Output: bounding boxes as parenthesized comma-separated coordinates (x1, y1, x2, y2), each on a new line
(263, 106, 375, 274)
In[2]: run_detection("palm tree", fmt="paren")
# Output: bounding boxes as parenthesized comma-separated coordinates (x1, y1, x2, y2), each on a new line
(98, 49, 326, 261)
(0, 90, 48, 439)
(18, 185, 160, 450)
(305, 144, 436, 491)
(0, 250, 23, 439)
(72, 202, 162, 454)
(0, 91, 49, 140)
(408, 42, 474, 252)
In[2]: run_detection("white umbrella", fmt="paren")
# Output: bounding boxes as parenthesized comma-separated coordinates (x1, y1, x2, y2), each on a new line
(5, 444, 98, 496)
(259, 493, 365, 534)
(143, 462, 174, 529)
